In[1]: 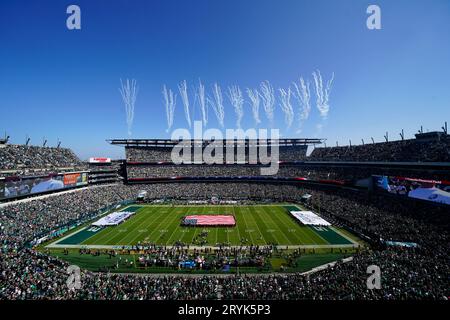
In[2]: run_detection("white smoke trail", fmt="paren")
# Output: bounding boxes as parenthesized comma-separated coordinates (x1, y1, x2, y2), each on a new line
(292, 77, 311, 133)
(292, 77, 311, 121)
(312, 70, 334, 119)
(279, 87, 294, 129)
(162, 85, 177, 132)
(260, 80, 275, 124)
(178, 80, 192, 128)
(119, 78, 138, 136)
(228, 85, 244, 129)
(246, 88, 261, 125)
(196, 79, 208, 126)
(210, 83, 225, 128)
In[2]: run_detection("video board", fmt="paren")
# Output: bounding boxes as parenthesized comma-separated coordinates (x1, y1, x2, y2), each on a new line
(0, 172, 88, 200)
(374, 175, 450, 205)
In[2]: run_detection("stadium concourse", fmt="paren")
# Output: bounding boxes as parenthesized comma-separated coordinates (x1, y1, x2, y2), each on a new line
(0, 134, 449, 300)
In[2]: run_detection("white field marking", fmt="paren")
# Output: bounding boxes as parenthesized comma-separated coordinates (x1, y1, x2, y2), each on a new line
(274, 206, 317, 244)
(144, 206, 181, 242)
(113, 207, 159, 244)
(49, 226, 88, 246)
(230, 206, 242, 244)
(124, 207, 166, 244)
(165, 206, 198, 245)
(258, 206, 291, 244)
(329, 226, 360, 245)
(238, 207, 256, 243)
(246, 207, 268, 245)
(283, 204, 324, 244)
(49, 204, 139, 247)
(100, 207, 152, 244)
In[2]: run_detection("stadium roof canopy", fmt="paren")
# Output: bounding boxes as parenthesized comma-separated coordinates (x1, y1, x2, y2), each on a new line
(107, 138, 324, 147)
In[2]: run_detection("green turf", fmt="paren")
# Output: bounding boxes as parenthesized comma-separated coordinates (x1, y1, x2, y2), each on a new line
(48, 249, 350, 274)
(58, 226, 104, 245)
(73, 205, 352, 246)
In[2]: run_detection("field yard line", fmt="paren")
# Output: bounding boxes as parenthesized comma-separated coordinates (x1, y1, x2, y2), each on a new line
(257, 206, 292, 244)
(252, 206, 282, 245)
(286, 204, 328, 244)
(287, 204, 330, 245)
(165, 206, 196, 245)
(146, 206, 183, 244)
(98, 208, 155, 244)
(244, 206, 267, 245)
(238, 206, 256, 244)
(108, 207, 161, 245)
(114, 206, 173, 245)
(125, 207, 169, 245)
(189, 206, 207, 244)
(277, 206, 326, 244)
(231, 206, 242, 243)
(329, 226, 359, 245)
(259, 207, 293, 244)
(83, 208, 149, 245)
(306, 226, 332, 245)
(51, 226, 88, 245)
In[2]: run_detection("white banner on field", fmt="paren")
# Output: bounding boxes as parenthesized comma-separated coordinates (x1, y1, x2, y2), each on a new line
(290, 211, 331, 226)
(93, 211, 134, 226)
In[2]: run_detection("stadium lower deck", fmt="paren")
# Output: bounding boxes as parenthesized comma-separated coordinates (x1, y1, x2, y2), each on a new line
(47, 204, 359, 249)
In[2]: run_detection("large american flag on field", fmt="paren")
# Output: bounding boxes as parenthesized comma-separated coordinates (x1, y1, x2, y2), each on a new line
(183, 215, 236, 226)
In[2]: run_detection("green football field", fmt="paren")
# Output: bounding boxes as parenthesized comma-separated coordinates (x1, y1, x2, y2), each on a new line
(56, 204, 355, 247)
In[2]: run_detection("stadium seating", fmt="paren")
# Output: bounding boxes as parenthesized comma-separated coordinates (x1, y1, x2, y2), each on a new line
(0, 144, 85, 175)
(0, 182, 448, 300)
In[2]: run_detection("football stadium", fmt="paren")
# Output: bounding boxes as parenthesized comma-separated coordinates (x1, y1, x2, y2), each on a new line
(1, 135, 449, 300)
(1, 0, 449, 308)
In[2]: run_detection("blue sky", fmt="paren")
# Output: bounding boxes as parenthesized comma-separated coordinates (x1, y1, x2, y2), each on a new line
(0, 0, 449, 159)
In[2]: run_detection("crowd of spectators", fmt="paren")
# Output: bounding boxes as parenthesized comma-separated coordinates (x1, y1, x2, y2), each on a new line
(310, 138, 450, 162)
(0, 144, 85, 178)
(126, 165, 347, 181)
(125, 145, 308, 163)
(0, 181, 448, 300)
(126, 163, 449, 182)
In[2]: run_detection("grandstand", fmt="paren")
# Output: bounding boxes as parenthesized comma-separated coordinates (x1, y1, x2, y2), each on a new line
(0, 134, 449, 301)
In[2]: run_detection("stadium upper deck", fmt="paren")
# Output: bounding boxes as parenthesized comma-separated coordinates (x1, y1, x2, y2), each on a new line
(110, 138, 320, 162)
